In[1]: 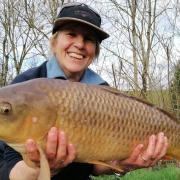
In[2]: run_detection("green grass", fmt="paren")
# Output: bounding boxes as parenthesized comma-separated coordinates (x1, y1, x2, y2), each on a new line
(91, 166, 180, 180)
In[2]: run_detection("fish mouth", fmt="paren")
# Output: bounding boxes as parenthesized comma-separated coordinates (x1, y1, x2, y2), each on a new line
(67, 52, 85, 60)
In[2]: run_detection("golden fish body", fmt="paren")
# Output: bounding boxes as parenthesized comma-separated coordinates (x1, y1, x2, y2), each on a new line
(0, 78, 179, 164)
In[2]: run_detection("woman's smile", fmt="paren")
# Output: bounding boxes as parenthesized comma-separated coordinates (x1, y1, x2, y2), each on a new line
(67, 52, 85, 60)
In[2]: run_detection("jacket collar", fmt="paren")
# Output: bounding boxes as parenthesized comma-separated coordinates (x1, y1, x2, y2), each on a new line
(46, 56, 107, 85)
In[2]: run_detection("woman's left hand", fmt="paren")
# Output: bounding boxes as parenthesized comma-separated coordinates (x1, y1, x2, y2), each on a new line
(121, 132, 168, 168)
(94, 132, 168, 175)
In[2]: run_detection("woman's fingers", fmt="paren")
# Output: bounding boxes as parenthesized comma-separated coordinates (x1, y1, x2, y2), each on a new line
(60, 143, 76, 167)
(56, 131, 68, 163)
(158, 136, 168, 159)
(140, 133, 168, 166)
(153, 133, 168, 159)
(120, 132, 168, 169)
(25, 127, 76, 173)
(141, 134, 156, 162)
(124, 144, 144, 162)
(150, 134, 168, 165)
(46, 127, 58, 161)
(47, 129, 76, 171)
(25, 139, 39, 163)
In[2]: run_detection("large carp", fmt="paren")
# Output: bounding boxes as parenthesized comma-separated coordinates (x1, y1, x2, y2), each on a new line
(0, 78, 179, 179)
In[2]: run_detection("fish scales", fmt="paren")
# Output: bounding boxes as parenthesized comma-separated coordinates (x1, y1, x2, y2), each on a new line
(39, 79, 178, 159)
(0, 78, 179, 165)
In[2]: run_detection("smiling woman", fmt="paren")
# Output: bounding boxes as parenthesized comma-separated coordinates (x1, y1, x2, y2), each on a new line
(0, 2, 169, 180)
(50, 23, 98, 81)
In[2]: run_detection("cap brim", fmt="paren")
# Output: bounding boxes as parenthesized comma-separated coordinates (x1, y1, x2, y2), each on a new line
(53, 17, 109, 41)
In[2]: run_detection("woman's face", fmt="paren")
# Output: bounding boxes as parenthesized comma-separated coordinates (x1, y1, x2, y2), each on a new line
(52, 24, 97, 76)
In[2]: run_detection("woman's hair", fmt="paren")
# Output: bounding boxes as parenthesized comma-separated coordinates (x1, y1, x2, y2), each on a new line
(49, 23, 100, 58)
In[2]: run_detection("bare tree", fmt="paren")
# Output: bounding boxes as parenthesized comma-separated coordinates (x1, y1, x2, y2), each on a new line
(87, 0, 179, 100)
(0, 0, 179, 117)
(0, 0, 66, 86)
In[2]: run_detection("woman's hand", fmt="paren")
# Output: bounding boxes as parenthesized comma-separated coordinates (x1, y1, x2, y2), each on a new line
(121, 132, 168, 168)
(94, 132, 168, 175)
(9, 161, 39, 180)
(25, 127, 76, 176)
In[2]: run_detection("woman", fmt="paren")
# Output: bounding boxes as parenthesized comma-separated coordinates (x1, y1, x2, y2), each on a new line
(0, 2, 168, 180)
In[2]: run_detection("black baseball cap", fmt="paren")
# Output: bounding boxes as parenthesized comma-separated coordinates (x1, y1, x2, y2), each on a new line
(52, 2, 109, 42)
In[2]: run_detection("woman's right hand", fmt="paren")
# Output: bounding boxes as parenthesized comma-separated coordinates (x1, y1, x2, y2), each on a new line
(9, 160, 39, 180)
(25, 127, 76, 176)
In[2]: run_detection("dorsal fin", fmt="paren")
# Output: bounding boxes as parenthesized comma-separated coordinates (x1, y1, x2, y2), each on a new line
(97, 85, 125, 95)
(97, 85, 179, 123)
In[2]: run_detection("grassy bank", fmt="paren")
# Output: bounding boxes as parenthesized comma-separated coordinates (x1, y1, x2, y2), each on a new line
(91, 166, 180, 180)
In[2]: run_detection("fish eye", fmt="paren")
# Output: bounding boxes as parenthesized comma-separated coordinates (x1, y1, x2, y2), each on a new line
(0, 102, 12, 115)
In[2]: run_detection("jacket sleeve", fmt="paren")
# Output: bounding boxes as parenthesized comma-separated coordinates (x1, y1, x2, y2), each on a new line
(0, 141, 23, 180)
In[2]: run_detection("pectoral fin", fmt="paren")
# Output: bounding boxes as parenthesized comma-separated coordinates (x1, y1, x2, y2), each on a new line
(163, 155, 174, 160)
(87, 160, 124, 173)
(37, 146, 51, 180)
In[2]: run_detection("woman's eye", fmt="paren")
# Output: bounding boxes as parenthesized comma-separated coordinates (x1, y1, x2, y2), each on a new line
(86, 37, 96, 43)
(67, 33, 76, 37)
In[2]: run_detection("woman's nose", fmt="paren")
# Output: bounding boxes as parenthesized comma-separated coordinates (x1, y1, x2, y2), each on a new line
(74, 35, 85, 49)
